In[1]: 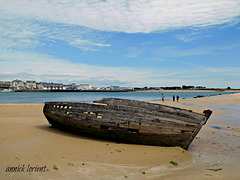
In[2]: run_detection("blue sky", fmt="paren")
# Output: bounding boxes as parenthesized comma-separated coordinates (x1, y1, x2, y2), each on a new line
(0, 0, 240, 88)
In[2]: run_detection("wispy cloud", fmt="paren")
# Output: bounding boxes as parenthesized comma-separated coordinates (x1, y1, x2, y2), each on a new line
(69, 39, 111, 51)
(126, 47, 144, 58)
(0, 49, 239, 87)
(153, 46, 211, 58)
(0, 50, 153, 86)
(0, 12, 110, 52)
(1, 1, 239, 52)
(175, 31, 212, 42)
(0, 0, 239, 33)
(153, 43, 240, 58)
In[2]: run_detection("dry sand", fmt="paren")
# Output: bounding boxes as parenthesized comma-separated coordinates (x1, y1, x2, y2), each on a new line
(1, 93, 240, 179)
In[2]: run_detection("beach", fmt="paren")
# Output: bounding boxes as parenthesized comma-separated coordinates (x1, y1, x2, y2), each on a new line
(0, 93, 240, 180)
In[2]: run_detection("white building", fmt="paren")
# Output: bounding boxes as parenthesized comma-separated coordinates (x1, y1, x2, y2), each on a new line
(0, 81, 11, 89)
(11, 79, 25, 89)
(25, 81, 37, 89)
(38, 82, 65, 90)
(78, 84, 92, 90)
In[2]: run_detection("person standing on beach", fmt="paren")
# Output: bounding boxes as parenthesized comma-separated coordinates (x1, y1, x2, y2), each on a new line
(173, 95, 175, 102)
(162, 93, 165, 101)
(177, 95, 179, 102)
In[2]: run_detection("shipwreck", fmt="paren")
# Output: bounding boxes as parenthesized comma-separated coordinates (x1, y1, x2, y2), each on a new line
(43, 98, 212, 149)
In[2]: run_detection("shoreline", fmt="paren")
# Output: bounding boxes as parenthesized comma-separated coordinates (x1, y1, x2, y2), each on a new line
(1, 93, 240, 179)
(3, 89, 240, 93)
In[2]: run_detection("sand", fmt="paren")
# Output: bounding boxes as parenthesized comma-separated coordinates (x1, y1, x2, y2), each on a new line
(136, 89, 240, 93)
(0, 93, 240, 179)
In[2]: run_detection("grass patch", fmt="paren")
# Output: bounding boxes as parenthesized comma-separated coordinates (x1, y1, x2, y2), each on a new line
(68, 163, 74, 166)
(53, 165, 59, 171)
(170, 161, 178, 166)
(207, 168, 222, 172)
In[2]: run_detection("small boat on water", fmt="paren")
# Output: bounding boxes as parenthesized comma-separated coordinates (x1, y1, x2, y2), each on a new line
(0, 89, 14, 92)
(43, 98, 212, 149)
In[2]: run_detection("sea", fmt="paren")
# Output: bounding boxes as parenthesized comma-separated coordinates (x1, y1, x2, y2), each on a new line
(0, 91, 238, 104)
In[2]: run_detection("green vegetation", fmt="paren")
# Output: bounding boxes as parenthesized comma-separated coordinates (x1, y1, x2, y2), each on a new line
(170, 161, 178, 166)
(68, 163, 74, 166)
(207, 168, 222, 172)
(53, 165, 59, 171)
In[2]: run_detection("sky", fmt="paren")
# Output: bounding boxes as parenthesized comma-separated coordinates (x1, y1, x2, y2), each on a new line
(0, 0, 240, 88)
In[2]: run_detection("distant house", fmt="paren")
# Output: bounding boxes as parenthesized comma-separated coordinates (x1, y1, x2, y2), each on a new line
(26, 81, 37, 89)
(120, 87, 134, 91)
(11, 79, 25, 89)
(67, 83, 78, 90)
(78, 84, 92, 90)
(36, 83, 44, 90)
(0, 81, 11, 89)
(39, 82, 65, 90)
(110, 86, 120, 90)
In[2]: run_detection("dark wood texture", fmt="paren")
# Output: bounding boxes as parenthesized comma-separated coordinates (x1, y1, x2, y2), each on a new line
(43, 98, 212, 149)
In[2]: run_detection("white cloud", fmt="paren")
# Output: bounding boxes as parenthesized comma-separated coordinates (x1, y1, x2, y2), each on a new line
(0, 0, 239, 52)
(175, 31, 212, 42)
(153, 46, 211, 57)
(0, 50, 155, 86)
(69, 39, 111, 51)
(0, 11, 110, 51)
(152, 43, 240, 58)
(0, 50, 239, 88)
(0, 0, 239, 33)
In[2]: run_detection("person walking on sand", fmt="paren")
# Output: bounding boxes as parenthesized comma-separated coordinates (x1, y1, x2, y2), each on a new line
(177, 95, 179, 103)
(173, 95, 175, 102)
(162, 93, 165, 101)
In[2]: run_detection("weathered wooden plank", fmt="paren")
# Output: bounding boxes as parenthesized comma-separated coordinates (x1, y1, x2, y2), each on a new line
(43, 98, 212, 149)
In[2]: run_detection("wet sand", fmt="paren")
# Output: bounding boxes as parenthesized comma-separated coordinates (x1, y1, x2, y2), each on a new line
(1, 93, 240, 179)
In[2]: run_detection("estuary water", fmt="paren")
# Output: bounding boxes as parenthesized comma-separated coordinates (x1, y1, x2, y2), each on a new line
(0, 91, 237, 104)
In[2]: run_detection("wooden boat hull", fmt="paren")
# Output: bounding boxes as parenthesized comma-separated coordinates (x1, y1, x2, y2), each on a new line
(43, 98, 212, 149)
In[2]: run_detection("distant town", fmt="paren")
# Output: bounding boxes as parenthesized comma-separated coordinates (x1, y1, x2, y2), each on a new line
(0, 79, 237, 92)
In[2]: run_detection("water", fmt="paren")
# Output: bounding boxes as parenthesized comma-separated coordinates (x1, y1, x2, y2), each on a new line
(0, 91, 237, 104)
